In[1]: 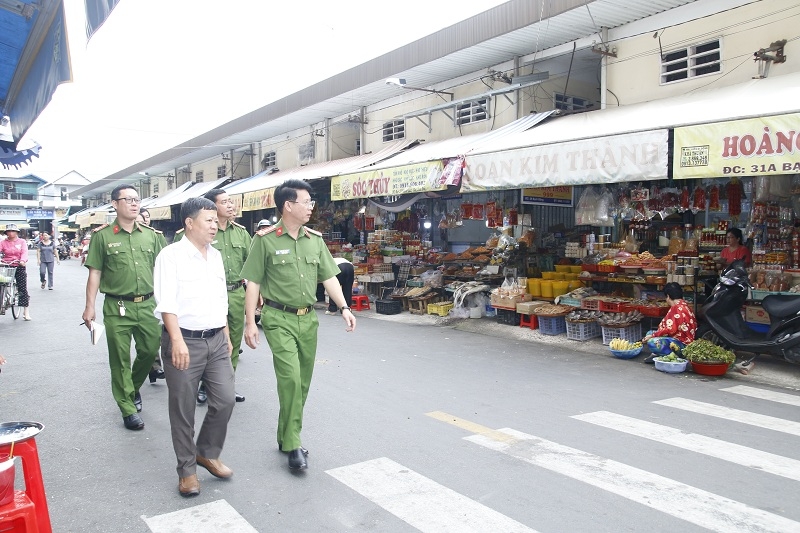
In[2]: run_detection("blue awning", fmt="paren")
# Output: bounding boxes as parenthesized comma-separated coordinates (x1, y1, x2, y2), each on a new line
(0, 0, 72, 148)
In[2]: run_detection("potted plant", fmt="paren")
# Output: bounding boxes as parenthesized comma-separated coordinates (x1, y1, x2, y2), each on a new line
(682, 339, 736, 376)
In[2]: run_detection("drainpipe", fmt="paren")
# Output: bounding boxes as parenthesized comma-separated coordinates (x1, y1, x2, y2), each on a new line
(600, 27, 608, 110)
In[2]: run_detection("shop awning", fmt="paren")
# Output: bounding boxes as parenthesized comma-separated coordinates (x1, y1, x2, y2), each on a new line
(331, 112, 554, 200)
(462, 71, 800, 190)
(145, 178, 230, 220)
(0, 221, 31, 230)
(74, 204, 115, 228)
(223, 139, 419, 211)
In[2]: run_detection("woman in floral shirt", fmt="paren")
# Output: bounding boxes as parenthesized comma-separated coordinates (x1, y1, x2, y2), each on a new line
(643, 282, 696, 361)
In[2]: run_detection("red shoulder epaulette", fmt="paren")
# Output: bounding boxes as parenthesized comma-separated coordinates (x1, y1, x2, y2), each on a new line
(304, 227, 323, 237)
(92, 223, 109, 233)
(231, 220, 246, 230)
(256, 225, 279, 237)
(140, 223, 163, 234)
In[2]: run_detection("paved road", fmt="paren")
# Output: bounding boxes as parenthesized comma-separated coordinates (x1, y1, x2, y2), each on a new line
(2, 258, 800, 532)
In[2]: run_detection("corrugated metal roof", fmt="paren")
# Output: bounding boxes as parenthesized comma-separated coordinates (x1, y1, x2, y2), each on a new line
(224, 138, 419, 195)
(146, 177, 230, 209)
(77, 0, 701, 197)
(140, 181, 194, 209)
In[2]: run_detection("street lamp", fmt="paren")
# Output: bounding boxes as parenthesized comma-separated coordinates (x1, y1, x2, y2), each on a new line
(385, 78, 454, 100)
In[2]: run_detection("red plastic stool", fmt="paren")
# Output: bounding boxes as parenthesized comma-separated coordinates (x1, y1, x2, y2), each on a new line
(519, 313, 538, 330)
(351, 294, 371, 311)
(0, 491, 39, 532)
(0, 426, 51, 533)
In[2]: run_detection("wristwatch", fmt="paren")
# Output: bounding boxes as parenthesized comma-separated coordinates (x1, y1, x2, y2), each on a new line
(340, 306, 351, 311)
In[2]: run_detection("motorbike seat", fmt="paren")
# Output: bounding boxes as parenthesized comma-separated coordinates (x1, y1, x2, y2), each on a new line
(761, 294, 800, 319)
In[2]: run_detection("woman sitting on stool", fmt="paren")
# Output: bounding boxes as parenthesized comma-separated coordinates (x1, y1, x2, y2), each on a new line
(642, 282, 697, 363)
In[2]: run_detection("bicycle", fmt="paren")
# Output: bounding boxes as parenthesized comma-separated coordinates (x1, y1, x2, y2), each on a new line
(0, 261, 20, 319)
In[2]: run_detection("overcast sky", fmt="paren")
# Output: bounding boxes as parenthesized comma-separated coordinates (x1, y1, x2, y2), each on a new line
(7, 0, 508, 183)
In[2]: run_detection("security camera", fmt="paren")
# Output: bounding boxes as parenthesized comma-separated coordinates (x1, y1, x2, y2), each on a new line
(144, 172, 150, 176)
(385, 77, 406, 87)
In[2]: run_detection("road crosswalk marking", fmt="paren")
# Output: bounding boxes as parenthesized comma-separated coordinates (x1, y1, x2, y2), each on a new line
(721, 384, 800, 406)
(466, 427, 800, 533)
(142, 499, 257, 532)
(653, 397, 800, 436)
(572, 410, 800, 481)
(326, 457, 538, 533)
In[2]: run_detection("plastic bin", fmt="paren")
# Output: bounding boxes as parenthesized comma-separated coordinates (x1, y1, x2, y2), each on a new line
(376, 299, 402, 315)
(566, 320, 600, 341)
(496, 308, 520, 326)
(427, 302, 454, 316)
(601, 323, 643, 346)
(538, 315, 567, 335)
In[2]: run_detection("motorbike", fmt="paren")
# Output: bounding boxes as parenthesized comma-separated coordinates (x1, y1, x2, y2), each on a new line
(57, 244, 70, 261)
(697, 261, 800, 366)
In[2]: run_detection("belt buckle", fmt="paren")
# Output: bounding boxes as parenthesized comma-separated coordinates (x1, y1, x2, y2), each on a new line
(201, 329, 213, 338)
(297, 307, 309, 316)
(133, 296, 144, 303)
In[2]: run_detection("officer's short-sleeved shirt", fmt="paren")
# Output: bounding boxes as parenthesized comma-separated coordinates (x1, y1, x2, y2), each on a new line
(84, 218, 166, 296)
(240, 220, 339, 308)
(174, 221, 251, 284)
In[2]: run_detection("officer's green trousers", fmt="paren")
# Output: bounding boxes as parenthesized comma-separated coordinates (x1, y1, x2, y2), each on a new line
(103, 296, 160, 416)
(227, 286, 245, 370)
(261, 306, 318, 451)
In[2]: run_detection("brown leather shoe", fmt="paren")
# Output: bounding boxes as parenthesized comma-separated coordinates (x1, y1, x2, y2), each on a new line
(196, 456, 233, 479)
(178, 474, 200, 497)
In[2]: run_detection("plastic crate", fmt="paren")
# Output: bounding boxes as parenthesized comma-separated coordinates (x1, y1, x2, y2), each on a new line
(558, 297, 581, 307)
(376, 299, 402, 315)
(538, 315, 567, 335)
(566, 320, 600, 341)
(580, 297, 602, 311)
(496, 308, 520, 326)
(598, 300, 636, 313)
(750, 289, 778, 301)
(639, 304, 669, 317)
(427, 302, 454, 317)
(581, 264, 598, 273)
(406, 279, 425, 287)
(597, 264, 620, 273)
(601, 323, 643, 346)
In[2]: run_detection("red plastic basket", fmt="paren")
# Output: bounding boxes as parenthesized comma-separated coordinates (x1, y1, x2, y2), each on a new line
(580, 297, 602, 311)
(581, 264, 598, 273)
(638, 305, 669, 317)
(597, 264, 620, 273)
(598, 300, 636, 313)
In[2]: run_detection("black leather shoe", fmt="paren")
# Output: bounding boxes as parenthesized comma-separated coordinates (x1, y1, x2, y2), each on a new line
(148, 368, 165, 383)
(197, 383, 207, 404)
(288, 448, 307, 470)
(123, 413, 144, 430)
(235, 393, 245, 403)
(133, 391, 142, 412)
(279, 443, 308, 455)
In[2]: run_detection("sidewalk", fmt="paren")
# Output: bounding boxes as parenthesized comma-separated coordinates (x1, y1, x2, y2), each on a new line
(326, 303, 800, 391)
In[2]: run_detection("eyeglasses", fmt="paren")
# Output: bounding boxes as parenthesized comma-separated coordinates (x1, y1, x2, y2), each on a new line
(115, 197, 141, 205)
(290, 200, 316, 209)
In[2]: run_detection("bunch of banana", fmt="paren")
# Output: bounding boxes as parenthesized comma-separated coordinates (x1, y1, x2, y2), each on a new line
(610, 338, 643, 351)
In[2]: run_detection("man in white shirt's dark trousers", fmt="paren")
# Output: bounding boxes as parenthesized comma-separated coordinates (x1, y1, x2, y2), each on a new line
(153, 197, 236, 497)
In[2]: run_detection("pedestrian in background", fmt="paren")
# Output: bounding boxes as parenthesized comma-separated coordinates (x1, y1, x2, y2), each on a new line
(81, 184, 167, 430)
(242, 179, 356, 470)
(175, 189, 250, 404)
(154, 197, 235, 497)
(37, 231, 59, 290)
(324, 257, 354, 315)
(138, 209, 165, 384)
(0, 224, 32, 320)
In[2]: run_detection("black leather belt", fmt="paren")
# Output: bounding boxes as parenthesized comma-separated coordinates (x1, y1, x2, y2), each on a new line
(227, 280, 244, 291)
(178, 326, 223, 339)
(264, 299, 311, 316)
(107, 292, 154, 303)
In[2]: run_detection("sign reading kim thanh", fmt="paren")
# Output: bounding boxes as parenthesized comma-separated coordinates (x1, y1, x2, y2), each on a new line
(674, 112, 800, 179)
(331, 161, 446, 201)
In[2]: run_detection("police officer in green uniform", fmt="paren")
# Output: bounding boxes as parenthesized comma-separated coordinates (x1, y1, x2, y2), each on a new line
(175, 189, 250, 404)
(243, 179, 356, 470)
(82, 184, 167, 430)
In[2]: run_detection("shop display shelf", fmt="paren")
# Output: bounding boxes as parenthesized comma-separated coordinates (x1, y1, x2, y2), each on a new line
(536, 315, 567, 336)
(565, 320, 600, 341)
(601, 323, 643, 346)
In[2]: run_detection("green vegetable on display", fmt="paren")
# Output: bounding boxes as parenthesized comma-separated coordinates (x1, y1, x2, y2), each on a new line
(655, 354, 686, 363)
(682, 339, 736, 364)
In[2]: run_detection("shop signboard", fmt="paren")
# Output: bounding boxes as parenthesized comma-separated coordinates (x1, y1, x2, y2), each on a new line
(331, 161, 446, 201)
(673, 113, 800, 179)
(241, 188, 275, 212)
(26, 208, 55, 219)
(463, 130, 668, 190)
(148, 206, 172, 221)
(521, 186, 573, 206)
(0, 207, 26, 220)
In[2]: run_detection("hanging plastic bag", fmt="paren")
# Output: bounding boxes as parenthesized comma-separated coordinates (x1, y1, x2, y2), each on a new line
(575, 186, 599, 225)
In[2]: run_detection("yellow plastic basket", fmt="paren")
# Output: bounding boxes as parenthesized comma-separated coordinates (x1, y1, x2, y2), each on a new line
(427, 302, 454, 316)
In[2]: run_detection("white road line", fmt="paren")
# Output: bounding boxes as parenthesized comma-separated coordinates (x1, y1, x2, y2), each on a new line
(721, 385, 800, 407)
(466, 428, 800, 533)
(326, 457, 538, 533)
(654, 397, 800, 436)
(573, 411, 800, 481)
(142, 499, 257, 533)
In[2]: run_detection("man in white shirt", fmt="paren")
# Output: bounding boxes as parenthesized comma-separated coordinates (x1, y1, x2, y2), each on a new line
(153, 197, 236, 497)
